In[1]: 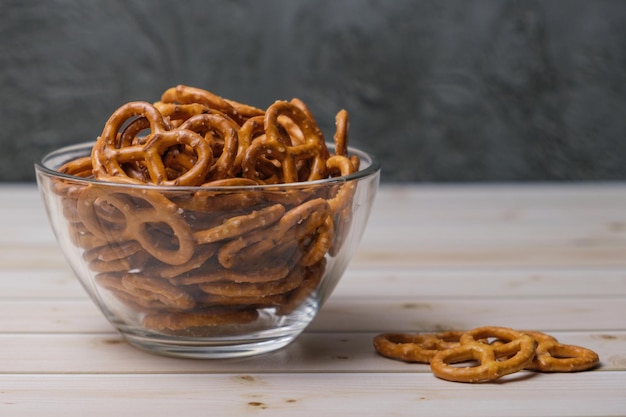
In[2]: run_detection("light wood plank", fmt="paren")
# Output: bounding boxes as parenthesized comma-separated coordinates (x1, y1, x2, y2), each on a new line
(0, 267, 85, 299)
(311, 296, 626, 332)
(334, 266, 626, 297)
(2, 184, 626, 417)
(5, 184, 626, 268)
(1, 296, 623, 334)
(0, 245, 67, 270)
(1, 372, 625, 417)
(3, 264, 625, 300)
(0, 331, 623, 374)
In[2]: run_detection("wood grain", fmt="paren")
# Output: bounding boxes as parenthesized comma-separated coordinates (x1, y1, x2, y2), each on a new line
(1, 183, 625, 416)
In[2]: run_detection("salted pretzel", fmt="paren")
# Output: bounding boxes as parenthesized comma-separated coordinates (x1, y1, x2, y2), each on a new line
(333, 109, 349, 157)
(520, 330, 599, 372)
(326, 155, 358, 255)
(77, 185, 195, 265)
(193, 203, 285, 244)
(161, 84, 264, 125)
(217, 198, 332, 269)
(242, 101, 328, 183)
(53, 85, 366, 335)
(374, 326, 600, 383)
(142, 308, 260, 332)
(233, 115, 265, 174)
(373, 331, 465, 363)
(153, 101, 211, 123)
(173, 259, 290, 285)
(430, 327, 537, 383)
(178, 113, 239, 181)
(277, 258, 327, 315)
(92, 101, 213, 186)
(58, 156, 93, 178)
(199, 263, 305, 298)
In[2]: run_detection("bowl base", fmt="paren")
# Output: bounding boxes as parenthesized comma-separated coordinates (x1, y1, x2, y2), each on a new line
(122, 332, 299, 359)
(114, 304, 317, 359)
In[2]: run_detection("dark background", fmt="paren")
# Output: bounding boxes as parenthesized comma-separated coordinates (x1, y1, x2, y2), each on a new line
(2, 0, 625, 183)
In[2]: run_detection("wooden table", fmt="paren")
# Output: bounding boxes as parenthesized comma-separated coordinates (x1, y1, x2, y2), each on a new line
(1, 183, 625, 416)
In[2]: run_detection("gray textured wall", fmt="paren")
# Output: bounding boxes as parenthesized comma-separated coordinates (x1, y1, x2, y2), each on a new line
(1, 0, 625, 182)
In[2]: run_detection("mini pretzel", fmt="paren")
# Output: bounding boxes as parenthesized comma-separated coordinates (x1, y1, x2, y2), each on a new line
(92, 101, 213, 186)
(88, 250, 151, 274)
(289, 98, 328, 154)
(430, 327, 537, 383)
(521, 330, 599, 372)
(82, 240, 143, 263)
(161, 85, 236, 120)
(54, 85, 365, 335)
(52, 158, 92, 199)
(333, 109, 349, 157)
(171, 178, 263, 212)
(77, 185, 195, 265)
(173, 260, 290, 285)
(241, 101, 328, 183)
(241, 132, 292, 184)
(142, 308, 259, 332)
(373, 331, 465, 363)
(193, 203, 285, 244)
(199, 264, 305, 298)
(121, 272, 196, 310)
(153, 101, 211, 122)
(326, 155, 358, 256)
(197, 292, 286, 309)
(160, 84, 264, 125)
(58, 156, 94, 178)
(277, 257, 327, 315)
(216, 198, 331, 269)
(265, 100, 328, 181)
(95, 272, 170, 311)
(234, 115, 265, 175)
(153, 244, 219, 279)
(178, 113, 239, 181)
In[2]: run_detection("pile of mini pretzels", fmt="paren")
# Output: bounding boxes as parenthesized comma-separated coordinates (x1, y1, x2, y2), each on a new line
(374, 326, 599, 383)
(52, 85, 359, 334)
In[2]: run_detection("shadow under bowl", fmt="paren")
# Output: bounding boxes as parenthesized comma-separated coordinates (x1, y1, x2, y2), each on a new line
(35, 142, 380, 358)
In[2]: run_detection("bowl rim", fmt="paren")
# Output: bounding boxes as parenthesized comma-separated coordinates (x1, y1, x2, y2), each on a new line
(35, 141, 381, 191)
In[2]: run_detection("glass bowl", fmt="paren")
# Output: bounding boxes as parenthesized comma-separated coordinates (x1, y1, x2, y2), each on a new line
(35, 142, 379, 358)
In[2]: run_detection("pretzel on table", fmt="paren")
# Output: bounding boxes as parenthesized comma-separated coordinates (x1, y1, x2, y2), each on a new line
(373, 331, 466, 363)
(374, 326, 601, 383)
(520, 330, 599, 372)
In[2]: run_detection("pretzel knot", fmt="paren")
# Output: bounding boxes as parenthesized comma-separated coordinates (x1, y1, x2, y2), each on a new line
(217, 198, 332, 269)
(77, 185, 195, 265)
(52, 84, 372, 335)
(160, 84, 265, 125)
(178, 113, 239, 182)
(92, 101, 213, 186)
(326, 155, 358, 256)
(242, 101, 328, 184)
(520, 330, 599, 372)
(373, 332, 465, 363)
(430, 327, 537, 383)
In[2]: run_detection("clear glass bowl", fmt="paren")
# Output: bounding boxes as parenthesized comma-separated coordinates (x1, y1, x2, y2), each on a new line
(35, 142, 380, 358)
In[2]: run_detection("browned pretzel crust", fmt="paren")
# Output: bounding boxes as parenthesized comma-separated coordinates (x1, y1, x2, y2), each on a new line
(52, 85, 365, 335)
(374, 326, 600, 383)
